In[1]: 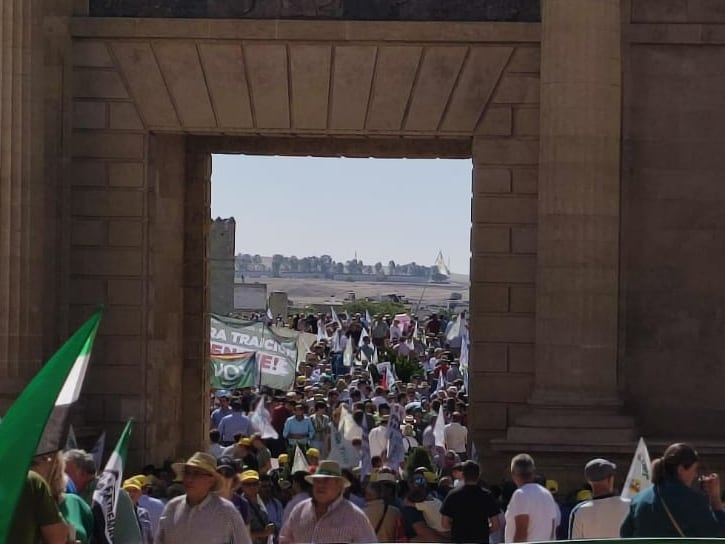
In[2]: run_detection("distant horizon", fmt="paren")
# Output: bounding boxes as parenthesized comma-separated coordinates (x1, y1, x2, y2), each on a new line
(211, 155, 473, 275)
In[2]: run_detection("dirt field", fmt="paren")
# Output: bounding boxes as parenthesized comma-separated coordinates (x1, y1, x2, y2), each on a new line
(263, 274, 469, 313)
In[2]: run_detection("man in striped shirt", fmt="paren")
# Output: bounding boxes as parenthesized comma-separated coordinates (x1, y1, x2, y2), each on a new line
(280, 460, 377, 543)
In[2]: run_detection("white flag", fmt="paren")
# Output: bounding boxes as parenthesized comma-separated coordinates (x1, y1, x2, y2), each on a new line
(433, 405, 446, 449)
(251, 397, 278, 439)
(359, 327, 370, 345)
(291, 444, 310, 473)
(317, 322, 329, 342)
(446, 314, 463, 341)
(460, 335, 469, 369)
(266, 308, 274, 321)
(436, 369, 445, 391)
(621, 437, 653, 499)
(339, 404, 362, 442)
(343, 336, 353, 367)
(365, 310, 372, 327)
(331, 306, 342, 328)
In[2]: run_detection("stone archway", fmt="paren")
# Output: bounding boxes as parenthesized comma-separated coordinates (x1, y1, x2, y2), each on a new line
(64, 18, 541, 465)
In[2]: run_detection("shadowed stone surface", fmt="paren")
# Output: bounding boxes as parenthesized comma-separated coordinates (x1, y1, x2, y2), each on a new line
(89, 0, 540, 21)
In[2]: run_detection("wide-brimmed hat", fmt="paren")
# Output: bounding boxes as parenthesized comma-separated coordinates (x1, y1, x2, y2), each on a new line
(172, 452, 223, 491)
(304, 460, 350, 487)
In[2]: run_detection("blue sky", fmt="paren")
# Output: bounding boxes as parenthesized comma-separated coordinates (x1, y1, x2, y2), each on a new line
(210, 155, 472, 274)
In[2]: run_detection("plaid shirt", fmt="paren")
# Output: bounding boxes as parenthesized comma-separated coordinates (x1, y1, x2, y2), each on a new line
(280, 495, 377, 543)
(155, 493, 251, 544)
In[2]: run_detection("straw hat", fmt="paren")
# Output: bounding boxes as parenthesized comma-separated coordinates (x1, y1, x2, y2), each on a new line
(304, 460, 350, 488)
(172, 452, 223, 491)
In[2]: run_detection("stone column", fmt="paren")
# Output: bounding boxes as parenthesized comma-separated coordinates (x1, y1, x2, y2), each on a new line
(500, 0, 635, 447)
(0, 0, 46, 409)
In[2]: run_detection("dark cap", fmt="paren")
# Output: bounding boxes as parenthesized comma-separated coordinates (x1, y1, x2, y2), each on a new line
(585, 458, 616, 481)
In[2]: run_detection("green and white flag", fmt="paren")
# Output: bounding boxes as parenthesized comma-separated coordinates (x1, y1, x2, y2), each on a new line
(0, 310, 102, 543)
(93, 419, 134, 544)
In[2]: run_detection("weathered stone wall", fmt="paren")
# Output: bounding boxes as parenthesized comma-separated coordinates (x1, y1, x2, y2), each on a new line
(622, 0, 725, 438)
(469, 45, 540, 453)
(88, 0, 540, 21)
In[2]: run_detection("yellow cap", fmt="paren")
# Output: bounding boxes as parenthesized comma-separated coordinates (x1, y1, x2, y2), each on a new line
(240, 470, 260, 483)
(546, 479, 559, 494)
(307, 448, 320, 457)
(576, 489, 593, 502)
(122, 477, 143, 491)
(279, 453, 289, 463)
(238, 437, 252, 446)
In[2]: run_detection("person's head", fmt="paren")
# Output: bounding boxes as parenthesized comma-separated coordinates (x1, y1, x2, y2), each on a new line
(123, 476, 145, 504)
(240, 470, 261, 499)
(63, 449, 97, 492)
(290, 470, 312, 494)
(307, 448, 320, 464)
(584, 458, 617, 495)
(294, 403, 306, 420)
(32, 450, 66, 501)
(306, 460, 349, 507)
(218, 394, 230, 408)
(259, 474, 276, 501)
(209, 429, 221, 444)
(237, 436, 252, 453)
(652, 443, 700, 486)
(251, 433, 265, 450)
(510, 453, 536, 487)
(231, 400, 243, 412)
(216, 456, 239, 497)
(460, 460, 480, 483)
(173, 452, 222, 504)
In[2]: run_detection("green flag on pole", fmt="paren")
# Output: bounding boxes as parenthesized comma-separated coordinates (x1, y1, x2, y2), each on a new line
(92, 419, 134, 544)
(0, 310, 102, 543)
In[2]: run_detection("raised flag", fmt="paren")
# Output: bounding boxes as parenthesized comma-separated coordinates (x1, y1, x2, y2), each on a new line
(446, 313, 463, 342)
(340, 404, 362, 442)
(386, 366, 397, 392)
(359, 326, 371, 346)
(460, 335, 469, 369)
(317, 323, 329, 342)
(266, 308, 274, 322)
(331, 306, 343, 328)
(251, 396, 279, 439)
(90, 431, 106, 472)
(65, 425, 79, 451)
(0, 310, 102, 543)
(433, 405, 446, 449)
(622, 437, 652, 499)
(386, 405, 406, 471)
(343, 336, 353, 367)
(93, 419, 133, 544)
(291, 444, 310, 473)
(365, 310, 372, 328)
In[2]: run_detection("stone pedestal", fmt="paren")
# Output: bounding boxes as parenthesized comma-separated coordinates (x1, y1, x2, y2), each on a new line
(494, 0, 635, 451)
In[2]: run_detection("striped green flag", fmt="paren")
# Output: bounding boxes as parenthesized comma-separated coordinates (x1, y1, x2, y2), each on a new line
(0, 310, 102, 543)
(92, 419, 133, 543)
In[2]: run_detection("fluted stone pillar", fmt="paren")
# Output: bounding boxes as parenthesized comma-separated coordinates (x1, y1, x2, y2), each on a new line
(0, 0, 46, 410)
(498, 0, 635, 447)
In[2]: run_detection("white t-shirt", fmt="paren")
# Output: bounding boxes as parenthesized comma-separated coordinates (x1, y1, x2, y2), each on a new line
(568, 495, 630, 539)
(444, 422, 468, 453)
(504, 483, 559, 543)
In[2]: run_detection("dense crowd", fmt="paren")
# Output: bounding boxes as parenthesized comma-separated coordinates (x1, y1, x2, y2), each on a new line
(13, 312, 725, 543)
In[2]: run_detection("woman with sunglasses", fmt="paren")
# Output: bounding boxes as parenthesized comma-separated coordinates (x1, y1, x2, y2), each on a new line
(621, 443, 725, 537)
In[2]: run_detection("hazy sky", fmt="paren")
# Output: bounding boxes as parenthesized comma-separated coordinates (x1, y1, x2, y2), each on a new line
(210, 155, 473, 274)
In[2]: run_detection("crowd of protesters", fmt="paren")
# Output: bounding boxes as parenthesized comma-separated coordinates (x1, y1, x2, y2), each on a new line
(13, 311, 725, 543)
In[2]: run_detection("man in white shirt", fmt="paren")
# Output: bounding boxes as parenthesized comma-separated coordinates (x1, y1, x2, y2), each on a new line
(368, 416, 390, 461)
(568, 458, 630, 539)
(444, 411, 468, 461)
(504, 453, 560, 543)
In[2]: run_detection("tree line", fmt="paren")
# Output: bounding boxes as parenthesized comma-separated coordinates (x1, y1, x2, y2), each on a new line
(235, 253, 434, 278)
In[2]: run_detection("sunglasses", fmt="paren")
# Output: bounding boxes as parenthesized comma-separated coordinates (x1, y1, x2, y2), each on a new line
(413, 476, 428, 486)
